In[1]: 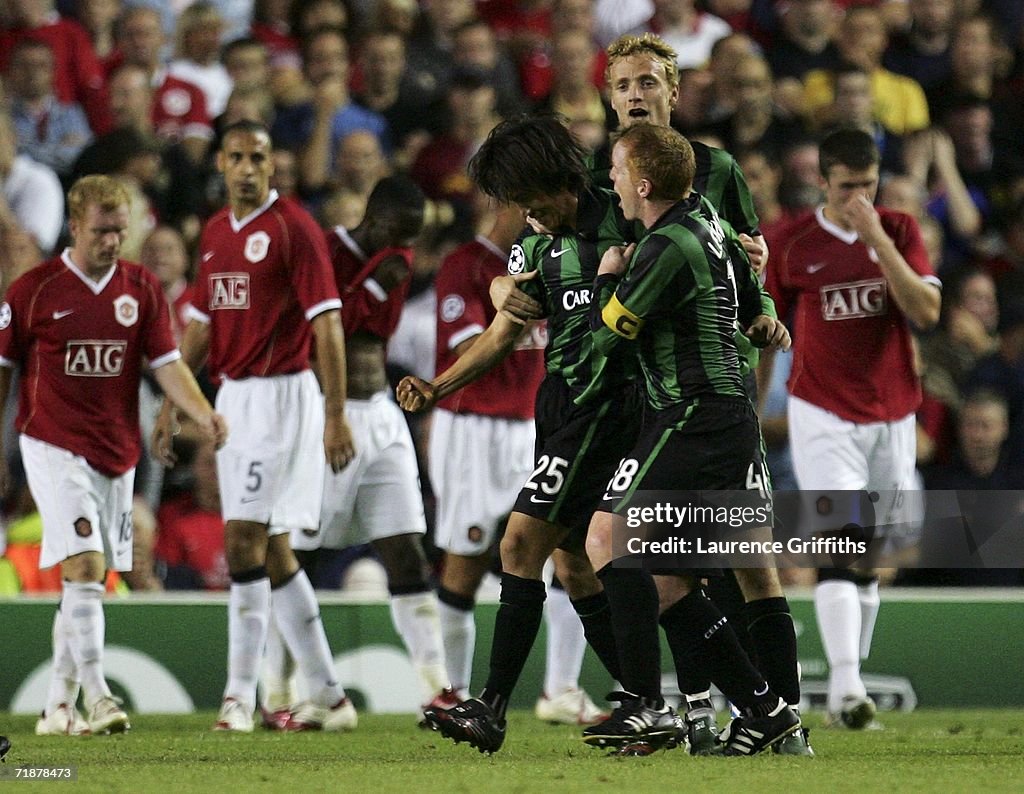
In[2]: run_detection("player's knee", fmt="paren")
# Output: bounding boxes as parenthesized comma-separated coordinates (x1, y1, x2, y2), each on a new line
(374, 534, 429, 588)
(584, 516, 613, 568)
(224, 521, 268, 572)
(61, 549, 106, 584)
(440, 553, 490, 595)
(735, 567, 783, 600)
(498, 526, 545, 574)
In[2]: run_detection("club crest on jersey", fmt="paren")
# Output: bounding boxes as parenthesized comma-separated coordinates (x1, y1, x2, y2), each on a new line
(65, 340, 127, 377)
(820, 279, 887, 321)
(0, 302, 10, 330)
(440, 294, 465, 323)
(113, 294, 139, 327)
(161, 87, 192, 117)
(209, 273, 250, 309)
(244, 231, 271, 263)
(508, 244, 526, 274)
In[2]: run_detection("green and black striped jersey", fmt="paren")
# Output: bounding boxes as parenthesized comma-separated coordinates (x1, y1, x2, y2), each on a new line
(589, 139, 760, 236)
(512, 186, 634, 404)
(589, 138, 764, 375)
(591, 194, 772, 411)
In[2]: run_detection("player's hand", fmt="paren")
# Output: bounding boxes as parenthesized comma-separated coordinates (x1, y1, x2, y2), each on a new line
(395, 375, 438, 413)
(490, 271, 543, 324)
(196, 411, 229, 449)
(745, 315, 791, 351)
(598, 243, 634, 277)
(324, 413, 355, 473)
(313, 77, 346, 114)
(739, 233, 768, 275)
(844, 195, 887, 247)
(152, 403, 180, 468)
(948, 306, 995, 355)
(526, 215, 553, 235)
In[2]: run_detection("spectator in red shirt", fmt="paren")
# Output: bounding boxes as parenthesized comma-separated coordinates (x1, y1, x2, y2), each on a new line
(156, 437, 230, 591)
(0, 0, 112, 135)
(113, 5, 212, 164)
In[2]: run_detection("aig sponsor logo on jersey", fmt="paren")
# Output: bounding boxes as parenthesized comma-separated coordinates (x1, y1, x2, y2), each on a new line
(244, 231, 271, 263)
(561, 288, 591, 311)
(819, 279, 887, 321)
(65, 340, 127, 377)
(209, 273, 250, 309)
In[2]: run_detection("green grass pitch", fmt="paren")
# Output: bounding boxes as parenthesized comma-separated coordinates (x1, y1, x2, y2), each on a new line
(1, 710, 1022, 793)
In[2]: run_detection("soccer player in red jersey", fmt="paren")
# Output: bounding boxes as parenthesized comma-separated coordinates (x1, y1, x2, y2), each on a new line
(154, 121, 356, 733)
(0, 175, 226, 736)
(264, 176, 459, 722)
(765, 128, 941, 729)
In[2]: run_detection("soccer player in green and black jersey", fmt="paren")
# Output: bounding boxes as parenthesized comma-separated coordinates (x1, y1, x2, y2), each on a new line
(597, 33, 811, 755)
(398, 117, 637, 753)
(582, 121, 801, 755)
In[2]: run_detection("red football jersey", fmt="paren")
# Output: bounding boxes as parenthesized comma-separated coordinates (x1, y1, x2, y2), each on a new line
(435, 236, 545, 420)
(151, 68, 212, 143)
(329, 226, 411, 342)
(766, 206, 941, 423)
(189, 191, 342, 381)
(0, 16, 112, 135)
(0, 252, 179, 476)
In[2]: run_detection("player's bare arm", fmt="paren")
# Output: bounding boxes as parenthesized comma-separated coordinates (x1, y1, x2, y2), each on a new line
(745, 315, 791, 351)
(152, 359, 228, 449)
(371, 253, 412, 293)
(845, 195, 941, 330)
(311, 309, 355, 472)
(489, 270, 544, 324)
(153, 318, 212, 467)
(396, 313, 521, 413)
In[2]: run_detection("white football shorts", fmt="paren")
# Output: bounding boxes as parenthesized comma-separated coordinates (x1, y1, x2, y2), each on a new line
(295, 392, 426, 550)
(788, 395, 919, 530)
(430, 408, 535, 556)
(21, 435, 136, 571)
(216, 370, 325, 534)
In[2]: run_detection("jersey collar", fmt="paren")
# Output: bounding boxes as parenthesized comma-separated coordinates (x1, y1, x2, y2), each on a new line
(229, 189, 280, 232)
(815, 206, 859, 244)
(61, 249, 118, 295)
(475, 234, 505, 259)
(334, 225, 367, 261)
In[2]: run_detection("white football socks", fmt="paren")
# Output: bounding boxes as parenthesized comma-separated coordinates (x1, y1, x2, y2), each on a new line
(390, 591, 451, 703)
(45, 606, 80, 714)
(225, 577, 271, 712)
(61, 581, 111, 709)
(271, 570, 345, 708)
(857, 579, 880, 660)
(438, 597, 475, 699)
(815, 580, 868, 714)
(543, 586, 586, 697)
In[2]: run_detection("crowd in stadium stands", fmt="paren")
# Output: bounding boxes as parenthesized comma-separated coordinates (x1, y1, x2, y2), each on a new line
(1, 0, 1024, 593)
